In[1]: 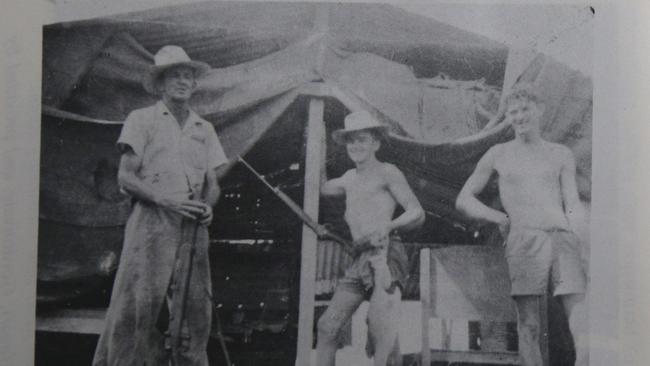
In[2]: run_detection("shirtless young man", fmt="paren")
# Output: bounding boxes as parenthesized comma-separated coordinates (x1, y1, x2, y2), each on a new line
(316, 111, 424, 366)
(456, 85, 588, 366)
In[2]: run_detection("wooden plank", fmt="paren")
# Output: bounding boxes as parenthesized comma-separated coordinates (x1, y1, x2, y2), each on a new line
(36, 308, 106, 334)
(295, 98, 326, 366)
(420, 248, 431, 366)
(42, 104, 123, 125)
(441, 319, 452, 350)
(429, 349, 520, 365)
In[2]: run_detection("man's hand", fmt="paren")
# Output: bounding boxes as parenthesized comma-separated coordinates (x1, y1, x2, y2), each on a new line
(197, 203, 213, 226)
(157, 195, 207, 220)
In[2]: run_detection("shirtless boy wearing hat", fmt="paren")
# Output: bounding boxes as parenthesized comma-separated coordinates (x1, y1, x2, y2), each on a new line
(316, 110, 424, 366)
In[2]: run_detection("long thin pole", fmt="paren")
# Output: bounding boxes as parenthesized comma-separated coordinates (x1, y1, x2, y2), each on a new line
(237, 155, 362, 255)
(214, 309, 232, 366)
(420, 248, 431, 366)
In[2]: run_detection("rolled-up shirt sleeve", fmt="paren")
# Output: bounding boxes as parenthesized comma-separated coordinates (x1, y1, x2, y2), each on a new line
(207, 125, 228, 170)
(117, 110, 147, 158)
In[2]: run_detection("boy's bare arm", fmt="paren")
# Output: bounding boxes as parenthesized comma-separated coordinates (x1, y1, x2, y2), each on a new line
(455, 146, 509, 229)
(320, 170, 347, 196)
(560, 148, 588, 242)
(385, 165, 425, 232)
(319, 140, 345, 196)
(321, 178, 346, 196)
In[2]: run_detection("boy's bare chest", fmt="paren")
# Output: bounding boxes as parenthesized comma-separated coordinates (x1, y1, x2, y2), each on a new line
(345, 174, 389, 202)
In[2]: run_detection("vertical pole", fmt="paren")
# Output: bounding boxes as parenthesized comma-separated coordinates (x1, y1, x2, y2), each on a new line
(295, 98, 326, 366)
(313, 3, 330, 76)
(540, 294, 550, 366)
(420, 248, 431, 366)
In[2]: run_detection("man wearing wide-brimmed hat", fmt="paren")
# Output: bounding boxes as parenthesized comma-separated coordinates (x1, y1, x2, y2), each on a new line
(317, 110, 424, 366)
(93, 46, 227, 366)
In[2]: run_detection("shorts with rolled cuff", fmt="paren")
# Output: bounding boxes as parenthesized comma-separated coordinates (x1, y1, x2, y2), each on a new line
(337, 235, 408, 296)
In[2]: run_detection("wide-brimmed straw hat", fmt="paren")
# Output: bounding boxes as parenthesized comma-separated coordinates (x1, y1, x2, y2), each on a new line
(332, 110, 388, 144)
(142, 45, 211, 95)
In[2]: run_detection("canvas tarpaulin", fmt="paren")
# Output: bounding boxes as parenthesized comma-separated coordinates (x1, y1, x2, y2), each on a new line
(41, 25, 506, 225)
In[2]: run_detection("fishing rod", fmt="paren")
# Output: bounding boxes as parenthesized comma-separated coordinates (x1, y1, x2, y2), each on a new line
(237, 156, 372, 256)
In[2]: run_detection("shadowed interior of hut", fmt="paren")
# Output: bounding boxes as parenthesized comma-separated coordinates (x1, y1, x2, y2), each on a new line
(205, 97, 309, 365)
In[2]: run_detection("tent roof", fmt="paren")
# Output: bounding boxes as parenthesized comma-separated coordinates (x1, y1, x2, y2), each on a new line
(39, 2, 591, 234)
(46, 2, 508, 81)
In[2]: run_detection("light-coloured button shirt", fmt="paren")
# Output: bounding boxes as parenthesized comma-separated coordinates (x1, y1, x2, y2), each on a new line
(117, 101, 228, 198)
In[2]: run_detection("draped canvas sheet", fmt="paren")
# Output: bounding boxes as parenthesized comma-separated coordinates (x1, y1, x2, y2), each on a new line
(41, 28, 506, 224)
(43, 2, 507, 108)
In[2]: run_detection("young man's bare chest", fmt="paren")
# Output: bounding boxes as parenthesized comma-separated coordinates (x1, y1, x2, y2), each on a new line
(493, 143, 570, 229)
(495, 144, 562, 188)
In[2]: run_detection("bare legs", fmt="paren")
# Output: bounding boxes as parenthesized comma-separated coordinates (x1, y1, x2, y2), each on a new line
(367, 286, 402, 366)
(561, 293, 588, 366)
(316, 290, 365, 366)
(514, 294, 588, 366)
(316, 286, 402, 366)
(514, 295, 544, 366)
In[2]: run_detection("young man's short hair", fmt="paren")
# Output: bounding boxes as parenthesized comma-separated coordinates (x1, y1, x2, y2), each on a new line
(504, 83, 542, 107)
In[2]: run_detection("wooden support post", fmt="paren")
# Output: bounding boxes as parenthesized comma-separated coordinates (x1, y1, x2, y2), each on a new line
(420, 248, 431, 366)
(295, 98, 326, 366)
(541, 294, 550, 366)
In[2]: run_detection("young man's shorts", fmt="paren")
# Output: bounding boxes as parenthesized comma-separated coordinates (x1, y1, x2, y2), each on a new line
(337, 235, 409, 296)
(505, 228, 587, 297)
